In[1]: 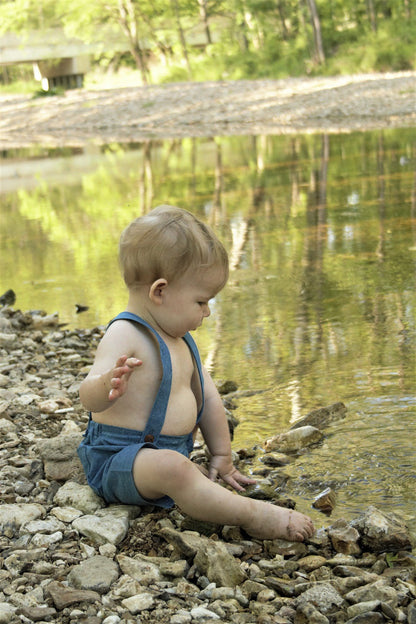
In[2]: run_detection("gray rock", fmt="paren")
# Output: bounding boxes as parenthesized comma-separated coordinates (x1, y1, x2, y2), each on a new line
(73, 512, 129, 545)
(15, 605, 57, 622)
(190, 605, 221, 620)
(345, 613, 385, 624)
(53, 480, 105, 513)
(290, 402, 347, 430)
(0, 602, 16, 624)
(328, 519, 361, 555)
(194, 539, 246, 587)
(117, 554, 162, 585)
(0, 503, 45, 537)
(350, 506, 414, 553)
(68, 555, 120, 593)
(46, 580, 101, 609)
(37, 433, 84, 480)
(121, 592, 156, 614)
(345, 579, 398, 606)
(296, 601, 330, 623)
(295, 582, 345, 613)
(0, 417, 16, 432)
(4, 549, 47, 579)
(160, 526, 210, 557)
(171, 610, 193, 624)
(0, 332, 16, 346)
(264, 426, 324, 452)
(408, 601, 416, 624)
(347, 600, 381, 618)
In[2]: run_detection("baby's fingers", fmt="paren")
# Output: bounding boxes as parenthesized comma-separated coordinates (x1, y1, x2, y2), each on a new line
(115, 355, 128, 368)
(234, 472, 257, 486)
(223, 470, 257, 492)
(125, 357, 142, 369)
(108, 376, 123, 400)
(113, 358, 142, 378)
(224, 475, 246, 492)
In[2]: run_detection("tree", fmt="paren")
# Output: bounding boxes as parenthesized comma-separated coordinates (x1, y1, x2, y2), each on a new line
(304, 0, 325, 64)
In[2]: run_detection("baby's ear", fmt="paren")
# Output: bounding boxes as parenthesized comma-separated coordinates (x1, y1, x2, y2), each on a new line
(149, 278, 168, 304)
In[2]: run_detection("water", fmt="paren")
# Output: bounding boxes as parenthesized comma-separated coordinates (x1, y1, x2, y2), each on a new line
(1, 130, 415, 533)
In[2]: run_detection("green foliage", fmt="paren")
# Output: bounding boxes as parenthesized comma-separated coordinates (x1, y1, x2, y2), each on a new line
(385, 552, 400, 567)
(32, 87, 65, 98)
(0, 63, 38, 94)
(0, 0, 414, 88)
(0, 0, 60, 33)
(320, 19, 416, 75)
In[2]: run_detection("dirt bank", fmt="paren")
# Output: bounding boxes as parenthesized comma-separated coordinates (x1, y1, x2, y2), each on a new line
(1, 72, 415, 150)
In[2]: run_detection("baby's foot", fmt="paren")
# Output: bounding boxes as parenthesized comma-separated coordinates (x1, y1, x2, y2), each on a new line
(242, 500, 315, 542)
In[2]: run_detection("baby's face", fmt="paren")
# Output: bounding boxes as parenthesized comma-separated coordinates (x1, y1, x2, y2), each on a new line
(155, 267, 226, 338)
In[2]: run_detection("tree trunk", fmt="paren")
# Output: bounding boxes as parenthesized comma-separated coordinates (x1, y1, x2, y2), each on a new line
(171, 0, 193, 79)
(305, 0, 325, 64)
(275, 0, 289, 40)
(117, 0, 150, 84)
(366, 0, 377, 32)
(197, 0, 212, 44)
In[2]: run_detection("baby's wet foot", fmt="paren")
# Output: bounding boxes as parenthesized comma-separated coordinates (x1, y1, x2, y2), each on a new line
(243, 501, 315, 542)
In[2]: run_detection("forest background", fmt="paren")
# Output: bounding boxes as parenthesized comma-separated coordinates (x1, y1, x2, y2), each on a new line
(0, 0, 415, 92)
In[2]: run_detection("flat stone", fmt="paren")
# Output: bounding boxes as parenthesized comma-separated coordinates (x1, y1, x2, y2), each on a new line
(264, 426, 323, 452)
(290, 402, 347, 430)
(121, 592, 155, 614)
(117, 554, 162, 585)
(73, 512, 129, 545)
(194, 539, 246, 587)
(350, 506, 413, 553)
(53, 481, 105, 514)
(67, 555, 120, 594)
(345, 579, 398, 606)
(47, 581, 101, 609)
(0, 503, 45, 536)
(295, 582, 345, 613)
(16, 605, 57, 622)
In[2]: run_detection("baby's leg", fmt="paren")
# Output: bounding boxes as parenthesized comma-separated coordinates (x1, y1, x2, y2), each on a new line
(133, 448, 314, 541)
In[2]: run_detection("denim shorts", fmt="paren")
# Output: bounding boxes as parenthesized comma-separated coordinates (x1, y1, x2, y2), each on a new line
(77, 419, 193, 508)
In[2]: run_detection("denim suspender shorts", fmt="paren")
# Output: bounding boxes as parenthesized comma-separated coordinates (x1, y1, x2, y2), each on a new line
(77, 311, 205, 508)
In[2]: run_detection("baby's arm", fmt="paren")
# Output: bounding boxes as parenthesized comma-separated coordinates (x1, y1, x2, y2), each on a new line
(79, 327, 142, 413)
(198, 368, 256, 492)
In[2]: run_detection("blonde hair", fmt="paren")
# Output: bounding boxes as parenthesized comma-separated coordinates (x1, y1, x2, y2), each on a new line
(119, 205, 229, 289)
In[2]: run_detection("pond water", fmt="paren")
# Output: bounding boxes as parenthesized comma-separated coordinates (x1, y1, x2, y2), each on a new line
(1, 129, 415, 534)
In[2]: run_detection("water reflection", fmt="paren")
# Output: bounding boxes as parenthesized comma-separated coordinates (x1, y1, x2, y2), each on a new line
(1, 130, 415, 531)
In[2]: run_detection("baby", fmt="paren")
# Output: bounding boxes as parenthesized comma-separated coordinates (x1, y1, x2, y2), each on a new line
(78, 204, 314, 541)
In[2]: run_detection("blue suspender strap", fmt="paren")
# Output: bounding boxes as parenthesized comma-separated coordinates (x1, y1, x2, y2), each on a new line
(107, 312, 172, 444)
(182, 332, 205, 422)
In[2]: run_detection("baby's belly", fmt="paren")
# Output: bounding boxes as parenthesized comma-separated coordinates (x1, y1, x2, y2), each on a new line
(92, 387, 198, 436)
(160, 391, 199, 436)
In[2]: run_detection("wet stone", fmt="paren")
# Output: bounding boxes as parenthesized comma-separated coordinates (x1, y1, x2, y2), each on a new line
(264, 425, 324, 453)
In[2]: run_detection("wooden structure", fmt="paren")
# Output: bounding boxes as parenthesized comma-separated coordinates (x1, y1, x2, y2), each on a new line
(0, 28, 129, 89)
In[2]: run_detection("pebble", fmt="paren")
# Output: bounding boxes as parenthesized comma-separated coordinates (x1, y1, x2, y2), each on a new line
(0, 306, 415, 623)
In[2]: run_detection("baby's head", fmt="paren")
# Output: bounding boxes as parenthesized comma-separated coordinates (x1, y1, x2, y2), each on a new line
(119, 205, 229, 291)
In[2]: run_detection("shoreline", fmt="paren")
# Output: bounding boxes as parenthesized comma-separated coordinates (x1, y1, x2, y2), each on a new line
(0, 71, 415, 150)
(0, 304, 415, 622)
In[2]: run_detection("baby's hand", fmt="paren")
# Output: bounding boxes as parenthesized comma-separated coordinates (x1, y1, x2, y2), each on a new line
(107, 355, 142, 401)
(208, 454, 257, 492)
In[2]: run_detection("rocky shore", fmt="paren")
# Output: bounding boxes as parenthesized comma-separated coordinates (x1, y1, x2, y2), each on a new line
(0, 72, 415, 150)
(0, 305, 415, 624)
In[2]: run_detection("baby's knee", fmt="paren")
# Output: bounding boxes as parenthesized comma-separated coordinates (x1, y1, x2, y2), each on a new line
(153, 449, 195, 485)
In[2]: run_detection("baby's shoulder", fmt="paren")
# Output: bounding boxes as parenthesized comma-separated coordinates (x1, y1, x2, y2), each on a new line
(102, 318, 158, 357)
